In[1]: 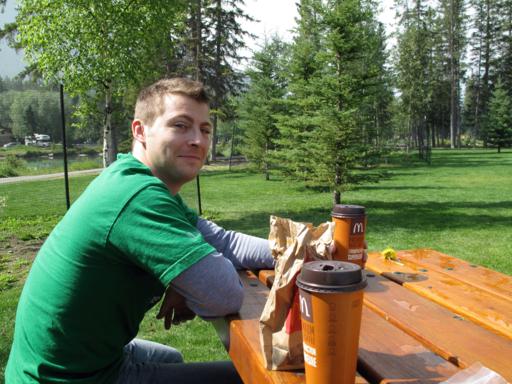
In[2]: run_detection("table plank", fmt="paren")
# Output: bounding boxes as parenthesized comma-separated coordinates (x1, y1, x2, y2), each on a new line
(363, 272, 512, 380)
(229, 318, 306, 384)
(378, 249, 512, 302)
(358, 308, 458, 383)
(366, 251, 512, 340)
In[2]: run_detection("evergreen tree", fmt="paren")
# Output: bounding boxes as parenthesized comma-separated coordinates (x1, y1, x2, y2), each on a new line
(395, 0, 437, 158)
(461, 74, 479, 143)
(487, 79, 512, 152)
(496, 0, 512, 93)
(316, 0, 383, 202)
(166, 0, 253, 159)
(204, 0, 254, 159)
(439, 0, 466, 148)
(238, 36, 288, 180)
(365, 23, 394, 149)
(274, 0, 325, 184)
(466, 0, 501, 143)
(274, 0, 386, 203)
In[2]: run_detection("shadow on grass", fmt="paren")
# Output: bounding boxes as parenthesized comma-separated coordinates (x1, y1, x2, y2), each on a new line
(215, 198, 512, 239)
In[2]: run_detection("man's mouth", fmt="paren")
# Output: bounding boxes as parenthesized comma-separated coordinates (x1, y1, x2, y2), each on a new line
(178, 154, 202, 161)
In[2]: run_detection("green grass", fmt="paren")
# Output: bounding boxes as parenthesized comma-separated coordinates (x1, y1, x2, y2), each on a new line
(1, 148, 511, 379)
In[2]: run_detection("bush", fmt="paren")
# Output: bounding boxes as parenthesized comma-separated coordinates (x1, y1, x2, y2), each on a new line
(0, 155, 26, 177)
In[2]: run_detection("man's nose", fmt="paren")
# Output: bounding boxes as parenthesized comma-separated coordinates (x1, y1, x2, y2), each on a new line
(188, 126, 203, 146)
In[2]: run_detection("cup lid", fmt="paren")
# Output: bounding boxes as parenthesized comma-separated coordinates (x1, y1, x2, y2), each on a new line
(296, 260, 367, 293)
(331, 204, 366, 218)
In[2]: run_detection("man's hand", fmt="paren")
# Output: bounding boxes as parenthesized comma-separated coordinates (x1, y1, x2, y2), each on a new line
(329, 241, 368, 269)
(157, 285, 196, 330)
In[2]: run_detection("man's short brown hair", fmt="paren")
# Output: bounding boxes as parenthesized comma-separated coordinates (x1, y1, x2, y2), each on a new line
(134, 78, 210, 126)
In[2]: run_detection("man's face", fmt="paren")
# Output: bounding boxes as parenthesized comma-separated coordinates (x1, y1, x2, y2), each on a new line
(143, 94, 211, 193)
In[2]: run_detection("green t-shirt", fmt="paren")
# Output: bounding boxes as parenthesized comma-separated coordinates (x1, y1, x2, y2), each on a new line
(6, 153, 215, 383)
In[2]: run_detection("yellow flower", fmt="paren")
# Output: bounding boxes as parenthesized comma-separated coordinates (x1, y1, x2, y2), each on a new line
(381, 247, 398, 261)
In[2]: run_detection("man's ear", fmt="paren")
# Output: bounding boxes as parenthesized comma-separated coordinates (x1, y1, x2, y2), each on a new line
(131, 120, 146, 144)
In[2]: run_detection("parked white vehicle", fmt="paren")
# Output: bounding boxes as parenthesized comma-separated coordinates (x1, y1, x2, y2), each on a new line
(25, 134, 51, 147)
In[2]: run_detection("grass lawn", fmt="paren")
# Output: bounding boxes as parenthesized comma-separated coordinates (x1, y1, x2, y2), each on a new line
(1, 148, 511, 379)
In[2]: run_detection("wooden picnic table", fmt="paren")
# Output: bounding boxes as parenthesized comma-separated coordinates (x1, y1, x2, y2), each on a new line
(213, 248, 512, 383)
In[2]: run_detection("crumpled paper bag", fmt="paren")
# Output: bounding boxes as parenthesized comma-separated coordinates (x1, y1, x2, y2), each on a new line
(441, 363, 508, 384)
(259, 215, 333, 370)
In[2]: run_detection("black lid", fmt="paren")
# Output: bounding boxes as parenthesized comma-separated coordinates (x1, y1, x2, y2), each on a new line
(296, 260, 367, 293)
(331, 204, 366, 218)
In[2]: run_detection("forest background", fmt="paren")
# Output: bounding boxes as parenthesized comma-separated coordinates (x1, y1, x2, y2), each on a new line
(1, 0, 512, 202)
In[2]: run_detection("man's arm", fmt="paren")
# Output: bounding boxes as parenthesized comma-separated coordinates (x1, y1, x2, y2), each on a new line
(162, 250, 244, 320)
(196, 218, 275, 270)
(157, 220, 275, 328)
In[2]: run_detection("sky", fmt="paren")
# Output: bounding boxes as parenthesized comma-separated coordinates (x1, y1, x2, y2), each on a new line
(0, 0, 395, 78)
(0, 0, 24, 78)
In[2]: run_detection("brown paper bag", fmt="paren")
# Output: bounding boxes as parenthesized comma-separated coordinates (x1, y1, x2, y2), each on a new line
(259, 215, 333, 370)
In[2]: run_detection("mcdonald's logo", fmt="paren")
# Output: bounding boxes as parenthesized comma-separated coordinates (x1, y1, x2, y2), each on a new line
(299, 291, 313, 322)
(352, 221, 364, 234)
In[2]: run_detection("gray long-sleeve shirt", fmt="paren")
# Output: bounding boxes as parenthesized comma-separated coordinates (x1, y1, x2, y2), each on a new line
(169, 218, 275, 317)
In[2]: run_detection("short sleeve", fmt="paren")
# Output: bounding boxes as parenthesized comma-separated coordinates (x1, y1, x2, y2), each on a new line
(108, 185, 215, 287)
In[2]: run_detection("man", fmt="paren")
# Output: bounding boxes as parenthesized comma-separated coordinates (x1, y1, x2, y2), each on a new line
(6, 78, 274, 383)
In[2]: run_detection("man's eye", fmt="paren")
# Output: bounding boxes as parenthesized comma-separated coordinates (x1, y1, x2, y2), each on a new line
(201, 128, 212, 135)
(173, 122, 187, 130)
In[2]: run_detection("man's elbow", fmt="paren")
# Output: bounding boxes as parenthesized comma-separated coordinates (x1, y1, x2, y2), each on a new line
(216, 283, 244, 316)
(198, 283, 244, 318)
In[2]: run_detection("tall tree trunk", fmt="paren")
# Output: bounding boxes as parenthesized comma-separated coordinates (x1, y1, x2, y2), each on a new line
(449, 0, 459, 149)
(264, 140, 270, 181)
(473, 49, 482, 137)
(210, 0, 222, 161)
(102, 82, 116, 167)
(192, 0, 203, 82)
(334, 160, 341, 205)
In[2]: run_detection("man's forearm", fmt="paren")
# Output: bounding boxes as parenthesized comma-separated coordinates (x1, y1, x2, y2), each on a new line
(196, 218, 275, 270)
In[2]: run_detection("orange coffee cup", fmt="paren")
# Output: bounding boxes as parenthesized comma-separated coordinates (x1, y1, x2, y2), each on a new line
(296, 261, 366, 384)
(331, 205, 366, 266)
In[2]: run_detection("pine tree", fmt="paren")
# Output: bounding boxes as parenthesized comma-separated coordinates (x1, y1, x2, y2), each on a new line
(466, 0, 501, 143)
(461, 74, 479, 143)
(275, 0, 386, 203)
(316, 0, 383, 202)
(203, 0, 255, 159)
(167, 0, 253, 160)
(439, 0, 466, 148)
(274, 0, 325, 183)
(487, 79, 512, 152)
(238, 36, 288, 180)
(395, 0, 436, 158)
(496, 0, 512, 93)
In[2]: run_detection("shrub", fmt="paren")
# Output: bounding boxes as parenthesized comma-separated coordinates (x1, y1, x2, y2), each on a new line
(0, 155, 26, 177)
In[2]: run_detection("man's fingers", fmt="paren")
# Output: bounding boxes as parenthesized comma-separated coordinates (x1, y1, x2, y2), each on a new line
(156, 300, 171, 319)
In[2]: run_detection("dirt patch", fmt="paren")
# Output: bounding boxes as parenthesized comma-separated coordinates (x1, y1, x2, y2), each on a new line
(0, 237, 43, 290)
(0, 237, 43, 262)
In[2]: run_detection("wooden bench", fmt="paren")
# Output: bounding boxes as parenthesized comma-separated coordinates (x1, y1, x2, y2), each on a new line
(213, 249, 512, 383)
